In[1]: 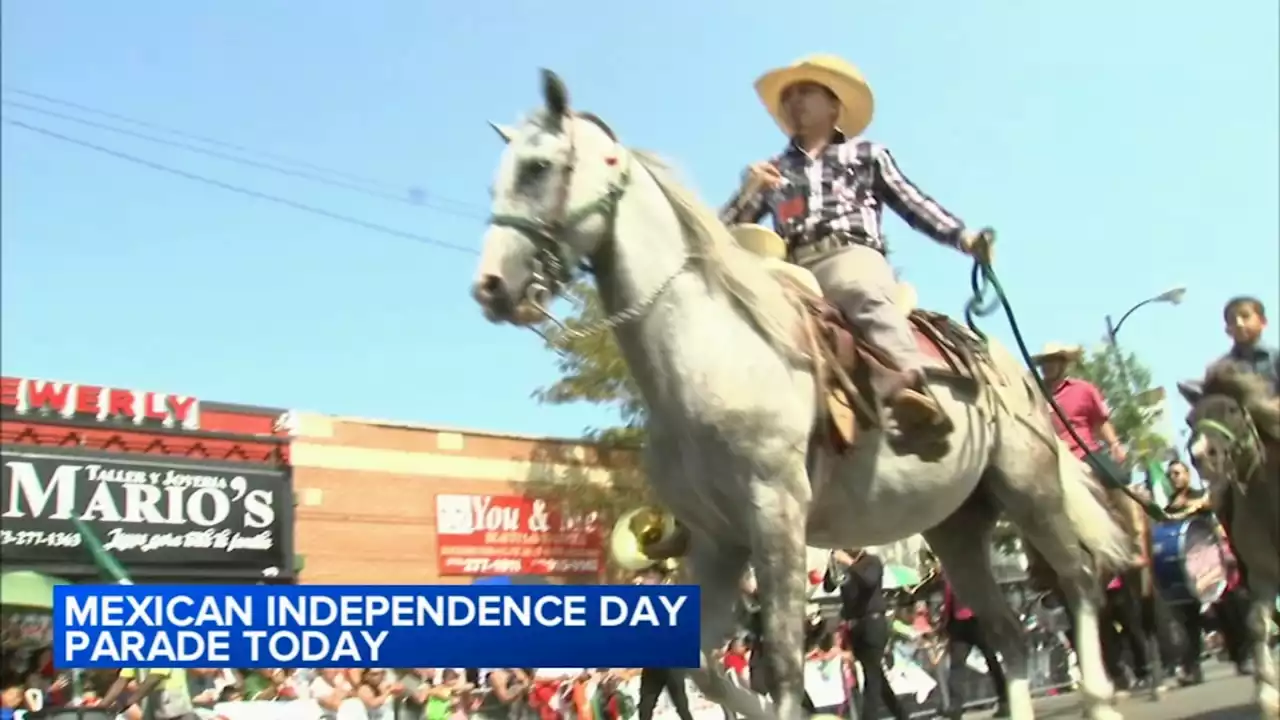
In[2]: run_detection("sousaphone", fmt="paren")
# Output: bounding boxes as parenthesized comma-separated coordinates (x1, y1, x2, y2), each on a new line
(609, 505, 688, 573)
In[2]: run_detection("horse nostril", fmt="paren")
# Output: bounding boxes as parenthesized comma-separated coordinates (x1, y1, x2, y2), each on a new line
(474, 274, 507, 302)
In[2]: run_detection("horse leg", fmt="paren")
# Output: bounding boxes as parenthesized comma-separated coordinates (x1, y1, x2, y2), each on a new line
(748, 469, 810, 720)
(680, 534, 773, 720)
(1014, 512, 1120, 720)
(1246, 577, 1279, 718)
(924, 501, 1035, 720)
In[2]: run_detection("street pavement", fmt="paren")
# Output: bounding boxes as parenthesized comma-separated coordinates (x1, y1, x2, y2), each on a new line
(1031, 661, 1260, 719)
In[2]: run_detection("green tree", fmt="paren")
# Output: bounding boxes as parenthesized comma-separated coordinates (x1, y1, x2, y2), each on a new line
(1069, 345, 1171, 465)
(521, 281, 658, 578)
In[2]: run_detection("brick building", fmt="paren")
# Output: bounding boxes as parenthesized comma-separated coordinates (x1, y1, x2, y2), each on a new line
(1, 374, 612, 586)
(281, 412, 611, 584)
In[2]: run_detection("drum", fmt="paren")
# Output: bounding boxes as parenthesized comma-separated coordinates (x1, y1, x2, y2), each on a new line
(1150, 516, 1229, 606)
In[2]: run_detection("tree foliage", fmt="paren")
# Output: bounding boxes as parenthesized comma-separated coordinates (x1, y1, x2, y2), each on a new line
(521, 281, 657, 578)
(1069, 345, 1171, 465)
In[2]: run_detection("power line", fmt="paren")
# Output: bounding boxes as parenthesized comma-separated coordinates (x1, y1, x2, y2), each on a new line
(2, 98, 485, 220)
(1, 84, 485, 216)
(3, 116, 480, 256)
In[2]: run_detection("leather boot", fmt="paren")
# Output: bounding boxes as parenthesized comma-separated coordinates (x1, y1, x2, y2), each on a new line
(887, 369, 954, 437)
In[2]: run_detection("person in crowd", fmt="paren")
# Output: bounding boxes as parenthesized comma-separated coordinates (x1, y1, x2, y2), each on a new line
(472, 668, 532, 720)
(722, 635, 751, 688)
(184, 669, 222, 718)
(737, 568, 769, 696)
(1, 685, 23, 720)
(355, 669, 400, 720)
(397, 668, 434, 720)
(634, 565, 695, 720)
(1213, 543, 1254, 677)
(425, 669, 474, 720)
(939, 575, 1009, 719)
(310, 668, 354, 720)
(823, 547, 909, 720)
(103, 668, 197, 720)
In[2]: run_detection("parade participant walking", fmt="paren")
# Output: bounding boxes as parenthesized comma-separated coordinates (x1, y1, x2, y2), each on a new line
(939, 575, 1010, 719)
(634, 566, 695, 720)
(719, 54, 993, 441)
(823, 548, 909, 720)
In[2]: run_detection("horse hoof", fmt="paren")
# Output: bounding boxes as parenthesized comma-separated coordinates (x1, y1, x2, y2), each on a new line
(1258, 684, 1279, 719)
(1084, 705, 1124, 720)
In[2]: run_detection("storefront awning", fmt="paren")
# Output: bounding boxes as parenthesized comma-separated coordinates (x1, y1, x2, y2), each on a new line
(0, 570, 70, 610)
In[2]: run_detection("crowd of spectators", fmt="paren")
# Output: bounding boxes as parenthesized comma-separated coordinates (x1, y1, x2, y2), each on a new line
(1, 664, 681, 720)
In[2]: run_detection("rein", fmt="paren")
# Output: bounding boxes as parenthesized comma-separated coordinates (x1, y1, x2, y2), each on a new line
(962, 250, 1172, 522)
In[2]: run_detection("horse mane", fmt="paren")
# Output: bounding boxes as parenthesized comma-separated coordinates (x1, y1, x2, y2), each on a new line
(628, 149, 806, 360)
(1202, 361, 1280, 439)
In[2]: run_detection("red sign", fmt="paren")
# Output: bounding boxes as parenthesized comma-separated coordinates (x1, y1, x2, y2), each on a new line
(0, 376, 200, 430)
(434, 494, 604, 576)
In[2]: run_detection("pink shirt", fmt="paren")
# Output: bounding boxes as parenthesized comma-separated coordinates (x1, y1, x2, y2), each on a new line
(1050, 378, 1110, 459)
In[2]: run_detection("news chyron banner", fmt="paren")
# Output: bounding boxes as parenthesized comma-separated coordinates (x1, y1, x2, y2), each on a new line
(54, 585, 700, 669)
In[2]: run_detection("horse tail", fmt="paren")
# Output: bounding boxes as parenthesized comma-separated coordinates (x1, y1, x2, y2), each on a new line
(1056, 444, 1134, 573)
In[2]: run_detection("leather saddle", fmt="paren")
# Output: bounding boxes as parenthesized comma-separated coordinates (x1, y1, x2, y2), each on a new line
(730, 224, 987, 453)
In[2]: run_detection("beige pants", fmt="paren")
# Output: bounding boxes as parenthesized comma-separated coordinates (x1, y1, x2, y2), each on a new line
(802, 243, 927, 375)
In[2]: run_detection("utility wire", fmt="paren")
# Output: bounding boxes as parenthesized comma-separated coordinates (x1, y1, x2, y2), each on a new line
(2, 98, 485, 220)
(3, 116, 479, 256)
(2, 84, 485, 216)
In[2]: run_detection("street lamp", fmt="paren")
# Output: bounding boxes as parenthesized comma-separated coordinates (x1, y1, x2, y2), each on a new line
(1106, 286, 1188, 342)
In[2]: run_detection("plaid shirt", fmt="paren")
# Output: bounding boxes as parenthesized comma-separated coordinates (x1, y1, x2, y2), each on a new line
(720, 132, 965, 255)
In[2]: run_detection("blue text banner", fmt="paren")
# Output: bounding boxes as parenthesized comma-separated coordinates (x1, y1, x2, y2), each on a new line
(54, 584, 701, 669)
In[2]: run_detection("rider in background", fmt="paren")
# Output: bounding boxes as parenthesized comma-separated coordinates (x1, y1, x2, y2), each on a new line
(718, 54, 992, 441)
(1032, 342, 1156, 693)
(1211, 296, 1279, 398)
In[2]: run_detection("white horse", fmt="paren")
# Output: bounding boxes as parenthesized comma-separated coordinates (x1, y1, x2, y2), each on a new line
(472, 71, 1132, 720)
(1180, 369, 1280, 718)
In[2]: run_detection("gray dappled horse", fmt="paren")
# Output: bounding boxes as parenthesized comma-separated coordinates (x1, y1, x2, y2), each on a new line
(1179, 368, 1280, 717)
(471, 70, 1133, 720)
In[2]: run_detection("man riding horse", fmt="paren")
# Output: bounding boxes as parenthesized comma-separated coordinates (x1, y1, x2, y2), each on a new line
(718, 54, 993, 441)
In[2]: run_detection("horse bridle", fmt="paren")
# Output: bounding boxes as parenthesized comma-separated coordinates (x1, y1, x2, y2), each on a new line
(1193, 412, 1264, 490)
(487, 113, 634, 306)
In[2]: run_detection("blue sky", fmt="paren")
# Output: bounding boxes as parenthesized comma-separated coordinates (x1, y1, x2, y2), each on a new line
(2, 1, 1276, 443)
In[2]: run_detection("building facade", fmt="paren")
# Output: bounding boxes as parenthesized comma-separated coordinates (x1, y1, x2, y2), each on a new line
(280, 412, 609, 585)
(0, 375, 296, 583)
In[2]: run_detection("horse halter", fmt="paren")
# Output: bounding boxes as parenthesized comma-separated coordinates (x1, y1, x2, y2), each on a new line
(487, 113, 633, 304)
(1193, 412, 1263, 490)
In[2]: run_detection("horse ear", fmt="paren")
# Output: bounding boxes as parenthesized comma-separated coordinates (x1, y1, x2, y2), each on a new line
(541, 69, 570, 118)
(1177, 380, 1204, 405)
(488, 121, 515, 144)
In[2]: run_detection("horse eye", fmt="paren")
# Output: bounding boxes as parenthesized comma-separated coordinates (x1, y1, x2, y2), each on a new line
(521, 159, 553, 179)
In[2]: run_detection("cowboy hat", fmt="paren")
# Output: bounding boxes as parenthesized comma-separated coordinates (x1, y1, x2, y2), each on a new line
(1031, 342, 1084, 364)
(755, 54, 875, 138)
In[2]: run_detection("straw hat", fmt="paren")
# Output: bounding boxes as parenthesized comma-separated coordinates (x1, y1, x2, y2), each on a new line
(1031, 342, 1084, 364)
(755, 54, 875, 137)
(730, 224, 787, 260)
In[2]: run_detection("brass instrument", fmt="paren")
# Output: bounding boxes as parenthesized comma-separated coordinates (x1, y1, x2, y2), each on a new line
(902, 547, 941, 596)
(609, 505, 685, 573)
